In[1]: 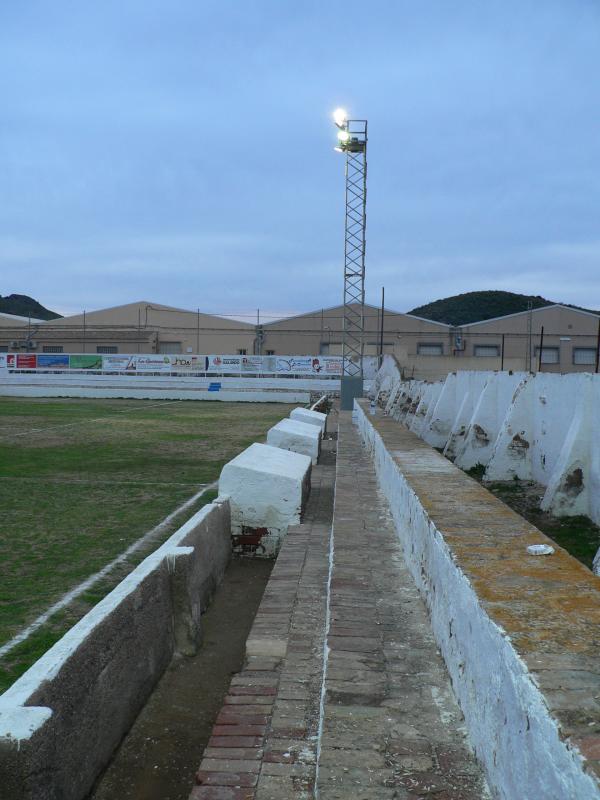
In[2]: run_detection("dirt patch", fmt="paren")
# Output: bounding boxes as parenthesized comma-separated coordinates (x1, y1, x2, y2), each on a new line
(90, 556, 272, 800)
(508, 432, 530, 455)
(472, 424, 489, 447)
(564, 467, 584, 496)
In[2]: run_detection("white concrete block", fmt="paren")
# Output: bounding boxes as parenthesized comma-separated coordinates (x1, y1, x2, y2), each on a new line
(420, 372, 461, 448)
(267, 418, 321, 465)
(372, 358, 600, 527)
(290, 407, 327, 433)
(454, 372, 526, 470)
(219, 443, 312, 557)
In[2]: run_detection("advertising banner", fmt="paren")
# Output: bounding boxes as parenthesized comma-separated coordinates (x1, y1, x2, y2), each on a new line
(134, 355, 172, 372)
(102, 355, 136, 371)
(37, 354, 69, 369)
(0, 354, 8, 369)
(275, 356, 313, 374)
(207, 355, 242, 372)
(240, 356, 264, 373)
(70, 354, 103, 370)
(170, 355, 202, 371)
(16, 354, 37, 369)
(7, 354, 15, 368)
(310, 356, 343, 375)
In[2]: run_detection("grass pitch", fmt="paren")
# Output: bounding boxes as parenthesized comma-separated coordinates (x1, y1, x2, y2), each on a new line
(0, 397, 290, 690)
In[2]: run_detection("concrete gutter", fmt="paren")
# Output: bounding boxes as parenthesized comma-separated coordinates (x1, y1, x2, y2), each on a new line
(0, 498, 231, 800)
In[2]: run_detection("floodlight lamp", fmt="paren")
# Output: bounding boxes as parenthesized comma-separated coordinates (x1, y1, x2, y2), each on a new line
(333, 107, 348, 128)
(337, 130, 350, 142)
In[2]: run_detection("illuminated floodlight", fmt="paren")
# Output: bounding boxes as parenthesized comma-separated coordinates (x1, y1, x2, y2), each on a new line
(330, 109, 368, 408)
(333, 107, 348, 128)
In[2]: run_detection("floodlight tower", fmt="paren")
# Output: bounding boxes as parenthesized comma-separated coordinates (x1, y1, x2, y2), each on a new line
(333, 108, 368, 410)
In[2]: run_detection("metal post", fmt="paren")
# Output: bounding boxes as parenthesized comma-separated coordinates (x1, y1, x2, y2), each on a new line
(83, 310, 86, 353)
(526, 300, 533, 371)
(501, 333, 505, 371)
(320, 308, 324, 354)
(335, 115, 368, 409)
(538, 326, 545, 372)
(595, 318, 600, 373)
(379, 286, 385, 367)
(196, 308, 200, 354)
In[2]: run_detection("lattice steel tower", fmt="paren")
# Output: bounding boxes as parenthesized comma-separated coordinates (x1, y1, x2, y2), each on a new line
(333, 109, 368, 409)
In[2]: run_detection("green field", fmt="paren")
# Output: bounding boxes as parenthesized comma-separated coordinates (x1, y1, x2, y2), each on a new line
(0, 397, 290, 691)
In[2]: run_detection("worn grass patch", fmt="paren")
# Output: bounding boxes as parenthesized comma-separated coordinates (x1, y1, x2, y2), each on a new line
(0, 398, 290, 690)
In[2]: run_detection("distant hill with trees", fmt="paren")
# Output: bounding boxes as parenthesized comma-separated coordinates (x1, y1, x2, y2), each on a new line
(409, 290, 597, 326)
(0, 294, 62, 320)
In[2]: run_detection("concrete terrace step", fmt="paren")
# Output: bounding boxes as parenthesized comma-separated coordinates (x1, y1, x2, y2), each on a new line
(189, 418, 488, 799)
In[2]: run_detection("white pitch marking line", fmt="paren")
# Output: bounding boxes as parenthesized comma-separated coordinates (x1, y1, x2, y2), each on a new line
(0, 400, 182, 440)
(0, 481, 217, 659)
(0, 477, 203, 487)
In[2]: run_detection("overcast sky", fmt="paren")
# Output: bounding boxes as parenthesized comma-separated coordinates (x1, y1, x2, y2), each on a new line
(2, 1, 600, 319)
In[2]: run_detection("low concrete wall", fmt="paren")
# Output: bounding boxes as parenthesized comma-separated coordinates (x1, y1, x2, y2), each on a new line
(354, 399, 600, 800)
(1, 372, 339, 390)
(0, 498, 231, 800)
(0, 384, 310, 403)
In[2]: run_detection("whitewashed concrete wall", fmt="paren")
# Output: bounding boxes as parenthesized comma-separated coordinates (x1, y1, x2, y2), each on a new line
(0, 499, 231, 800)
(0, 373, 329, 403)
(373, 358, 600, 527)
(354, 402, 600, 800)
(0, 385, 310, 403)
(0, 373, 338, 391)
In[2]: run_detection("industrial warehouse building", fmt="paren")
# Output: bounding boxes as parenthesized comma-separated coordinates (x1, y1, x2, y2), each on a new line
(0, 300, 598, 378)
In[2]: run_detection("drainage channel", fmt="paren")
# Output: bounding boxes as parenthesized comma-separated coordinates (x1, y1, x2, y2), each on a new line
(89, 556, 273, 800)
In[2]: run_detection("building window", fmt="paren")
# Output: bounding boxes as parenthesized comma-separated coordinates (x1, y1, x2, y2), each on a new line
(158, 342, 181, 354)
(534, 347, 559, 364)
(417, 343, 443, 356)
(474, 345, 500, 357)
(573, 347, 597, 365)
(96, 346, 118, 354)
(43, 346, 64, 353)
(266, 349, 275, 356)
(237, 349, 247, 355)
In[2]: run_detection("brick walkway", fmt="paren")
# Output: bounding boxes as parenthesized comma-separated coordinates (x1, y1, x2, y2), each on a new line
(189, 438, 335, 800)
(189, 414, 489, 799)
(316, 413, 489, 799)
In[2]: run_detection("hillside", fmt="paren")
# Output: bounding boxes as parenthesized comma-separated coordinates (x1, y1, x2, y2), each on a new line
(0, 294, 61, 320)
(409, 291, 555, 326)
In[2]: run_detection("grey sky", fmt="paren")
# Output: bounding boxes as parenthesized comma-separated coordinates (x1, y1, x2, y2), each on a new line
(1, 1, 600, 318)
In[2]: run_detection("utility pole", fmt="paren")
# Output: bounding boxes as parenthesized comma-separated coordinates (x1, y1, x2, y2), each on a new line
(379, 286, 385, 367)
(333, 108, 368, 409)
(196, 308, 200, 354)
